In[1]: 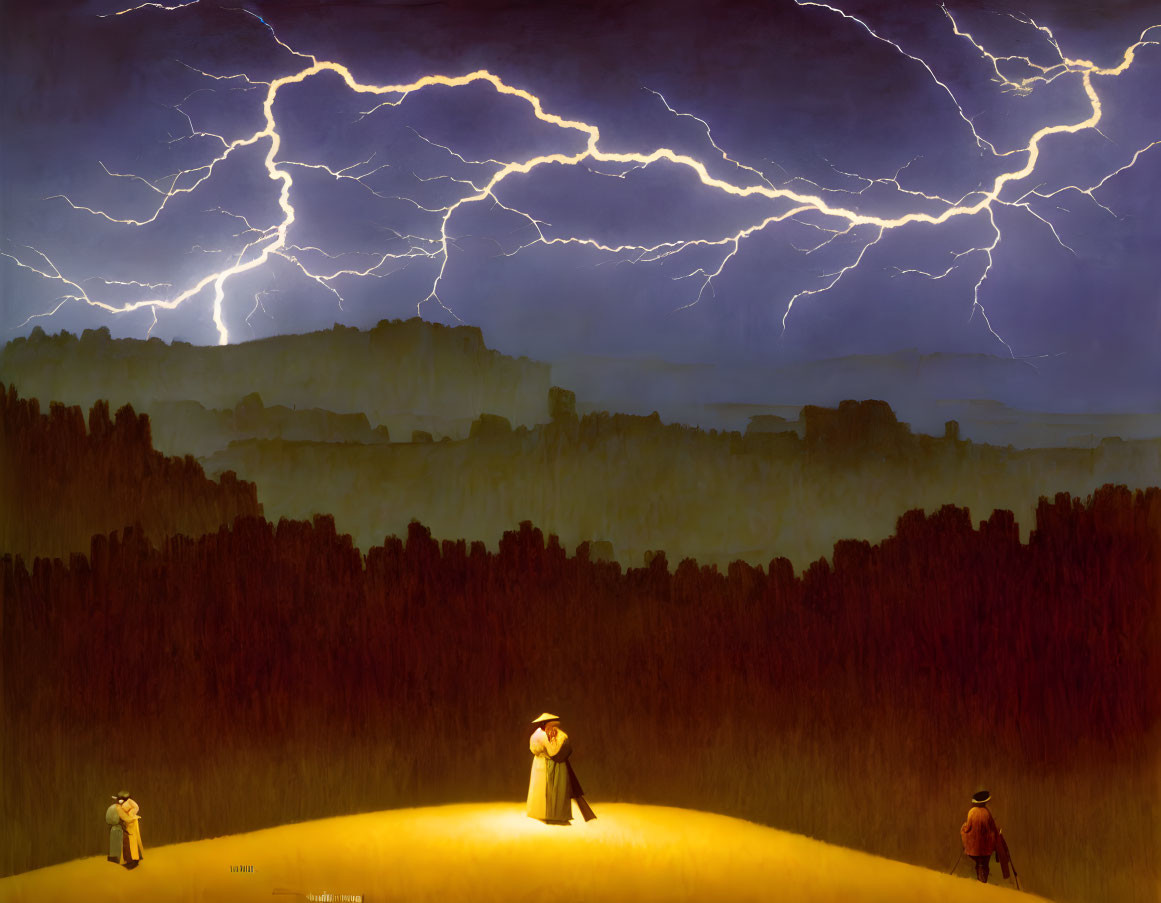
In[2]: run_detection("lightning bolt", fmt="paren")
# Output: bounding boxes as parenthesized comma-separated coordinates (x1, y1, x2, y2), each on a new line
(99, 0, 203, 17)
(246, 289, 278, 331)
(796, 1, 1003, 155)
(5, 2, 1159, 355)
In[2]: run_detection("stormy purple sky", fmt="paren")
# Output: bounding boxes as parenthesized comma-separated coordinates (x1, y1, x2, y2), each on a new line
(2, 0, 1160, 409)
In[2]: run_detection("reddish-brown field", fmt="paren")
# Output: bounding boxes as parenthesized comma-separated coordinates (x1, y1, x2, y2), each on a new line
(3, 485, 1157, 902)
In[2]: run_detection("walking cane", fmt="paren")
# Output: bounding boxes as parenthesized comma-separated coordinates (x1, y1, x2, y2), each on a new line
(948, 850, 963, 875)
(998, 831, 1021, 891)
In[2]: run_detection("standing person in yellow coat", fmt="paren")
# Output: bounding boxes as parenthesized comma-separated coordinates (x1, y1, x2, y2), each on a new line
(114, 791, 144, 869)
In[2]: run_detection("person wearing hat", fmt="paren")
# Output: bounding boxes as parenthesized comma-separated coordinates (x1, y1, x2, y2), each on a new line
(112, 791, 144, 868)
(960, 789, 1002, 883)
(526, 714, 596, 824)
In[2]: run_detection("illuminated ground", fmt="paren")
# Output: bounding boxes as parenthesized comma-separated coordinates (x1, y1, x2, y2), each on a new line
(0, 802, 1039, 903)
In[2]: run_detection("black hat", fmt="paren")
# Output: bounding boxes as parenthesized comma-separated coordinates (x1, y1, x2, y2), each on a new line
(971, 789, 991, 805)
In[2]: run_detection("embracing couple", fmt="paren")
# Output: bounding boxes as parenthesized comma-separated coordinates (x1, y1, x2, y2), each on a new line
(105, 791, 144, 869)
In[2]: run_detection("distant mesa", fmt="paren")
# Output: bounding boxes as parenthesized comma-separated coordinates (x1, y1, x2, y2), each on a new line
(554, 348, 1161, 447)
(234, 391, 264, 419)
(470, 412, 513, 440)
(643, 549, 668, 568)
(1, 319, 551, 451)
(549, 385, 578, 422)
(745, 413, 796, 437)
(9, 325, 1160, 458)
(227, 391, 390, 445)
(588, 540, 614, 562)
(802, 399, 910, 456)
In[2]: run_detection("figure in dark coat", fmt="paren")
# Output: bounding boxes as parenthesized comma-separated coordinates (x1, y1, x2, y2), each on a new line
(105, 801, 123, 863)
(550, 732, 597, 822)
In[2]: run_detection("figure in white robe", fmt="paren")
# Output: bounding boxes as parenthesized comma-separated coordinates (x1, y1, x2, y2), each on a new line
(527, 715, 573, 823)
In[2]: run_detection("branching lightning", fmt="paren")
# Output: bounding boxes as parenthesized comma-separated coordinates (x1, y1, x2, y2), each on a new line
(5, 1, 1160, 354)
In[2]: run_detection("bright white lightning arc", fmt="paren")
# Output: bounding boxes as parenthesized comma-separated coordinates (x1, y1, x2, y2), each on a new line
(4, 2, 1160, 349)
(98, 0, 202, 16)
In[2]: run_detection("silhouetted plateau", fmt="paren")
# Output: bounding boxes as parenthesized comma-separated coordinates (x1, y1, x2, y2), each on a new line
(6, 330, 1161, 463)
(0, 320, 551, 449)
(146, 393, 392, 458)
(553, 351, 1161, 446)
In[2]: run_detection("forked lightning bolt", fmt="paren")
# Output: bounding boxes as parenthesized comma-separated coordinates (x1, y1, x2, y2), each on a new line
(4, 1, 1159, 353)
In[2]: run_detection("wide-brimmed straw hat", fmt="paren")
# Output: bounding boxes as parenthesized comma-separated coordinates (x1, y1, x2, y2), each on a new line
(530, 712, 560, 724)
(971, 789, 991, 805)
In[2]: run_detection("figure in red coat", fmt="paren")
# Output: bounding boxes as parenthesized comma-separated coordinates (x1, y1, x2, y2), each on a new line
(960, 789, 1005, 882)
